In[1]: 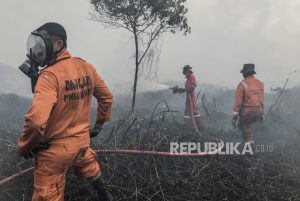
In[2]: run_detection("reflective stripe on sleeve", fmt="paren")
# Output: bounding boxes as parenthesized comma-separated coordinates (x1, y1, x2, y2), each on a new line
(241, 80, 249, 89)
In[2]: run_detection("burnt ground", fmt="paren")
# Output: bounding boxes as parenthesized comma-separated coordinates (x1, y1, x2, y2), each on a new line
(0, 87, 300, 201)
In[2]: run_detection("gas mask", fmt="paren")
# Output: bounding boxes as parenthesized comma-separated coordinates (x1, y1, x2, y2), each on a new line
(18, 30, 54, 93)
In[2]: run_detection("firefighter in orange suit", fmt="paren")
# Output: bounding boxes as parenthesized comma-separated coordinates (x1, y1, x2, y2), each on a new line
(232, 64, 264, 144)
(17, 22, 113, 201)
(173, 65, 203, 131)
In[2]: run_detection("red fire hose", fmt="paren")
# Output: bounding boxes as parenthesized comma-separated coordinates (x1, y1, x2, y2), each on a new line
(0, 167, 34, 186)
(0, 140, 224, 186)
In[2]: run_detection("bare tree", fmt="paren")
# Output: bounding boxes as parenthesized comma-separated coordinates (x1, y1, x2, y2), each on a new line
(90, 0, 191, 113)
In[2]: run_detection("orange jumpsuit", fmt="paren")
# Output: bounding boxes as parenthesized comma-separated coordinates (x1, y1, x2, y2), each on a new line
(18, 50, 113, 201)
(233, 75, 264, 141)
(184, 74, 202, 131)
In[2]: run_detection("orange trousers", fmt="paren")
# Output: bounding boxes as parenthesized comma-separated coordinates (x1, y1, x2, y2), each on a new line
(32, 144, 100, 201)
(239, 107, 262, 142)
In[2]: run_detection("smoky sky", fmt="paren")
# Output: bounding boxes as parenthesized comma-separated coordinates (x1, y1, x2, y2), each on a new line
(0, 0, 300, 90)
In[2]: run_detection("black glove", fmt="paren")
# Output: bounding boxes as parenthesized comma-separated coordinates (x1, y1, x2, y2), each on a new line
(22, 142, 50, 159)
(178, 88, 186, 93)
(172, 85, 185, 94)
(232, 114, 239, 128)
(22, 152, 34, 160)
(90, 122, 104, 138)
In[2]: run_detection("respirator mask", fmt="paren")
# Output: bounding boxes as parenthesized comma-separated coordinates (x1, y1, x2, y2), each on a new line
(18, 30, 54, 93)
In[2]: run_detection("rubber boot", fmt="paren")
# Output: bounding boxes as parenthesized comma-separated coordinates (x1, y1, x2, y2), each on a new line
(90, 175, 113, 201)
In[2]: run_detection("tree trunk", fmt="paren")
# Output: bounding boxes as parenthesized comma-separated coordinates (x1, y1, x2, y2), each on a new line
(131, 30, 139, 112)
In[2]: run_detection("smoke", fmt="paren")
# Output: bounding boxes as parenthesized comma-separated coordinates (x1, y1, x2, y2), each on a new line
(137, 81, 170, 93)
(110, 80, 171, 96)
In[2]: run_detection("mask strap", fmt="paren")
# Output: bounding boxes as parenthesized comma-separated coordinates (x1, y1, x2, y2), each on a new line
(47, 36, 66, 66)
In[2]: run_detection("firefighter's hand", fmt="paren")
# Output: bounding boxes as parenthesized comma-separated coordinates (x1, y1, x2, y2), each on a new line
(22, 152, 34, 159)
(232, 113, 239, 128)
(178, 88, 186, 93)
(90, 122, 104, 138)
(32, 142, 50, 154)
(21, 142, 50, 159)
(172, 85, 185, 94)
